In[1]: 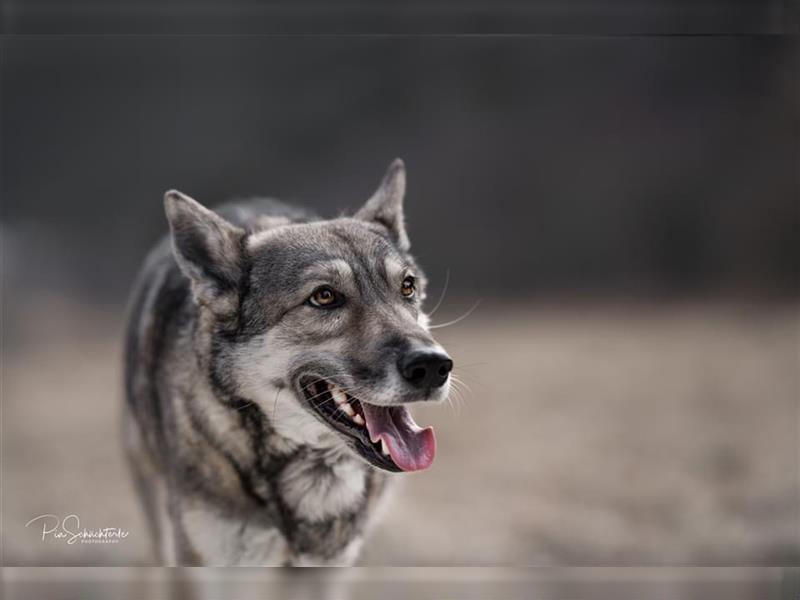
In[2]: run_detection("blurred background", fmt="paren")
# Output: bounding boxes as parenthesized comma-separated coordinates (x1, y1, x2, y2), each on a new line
(2, 0, 798, 569)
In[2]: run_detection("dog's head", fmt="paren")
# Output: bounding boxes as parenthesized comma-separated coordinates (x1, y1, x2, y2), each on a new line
(164, 160, 451, 472)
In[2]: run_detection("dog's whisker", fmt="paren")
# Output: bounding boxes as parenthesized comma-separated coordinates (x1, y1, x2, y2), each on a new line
(450, 375, 470, 395)
(450, 375, 472, 395)
(452, 374, 487, 391)
(428, 299, 481, 330)
(300, 375, 465, 413)
(452, 370, 487, 387)
(453, 362, 488, 369)
(302, 388, 341, 406)
(299, 380, 372, 413)
(452, 379, 471, 396)
(426, 267, 450, 318)
(446, 384, 465, 414)
(296, 375, 462, 431)
(272, 387, 283, 420)
(447, 377, 471, 413)
(297, 379, 345, 407)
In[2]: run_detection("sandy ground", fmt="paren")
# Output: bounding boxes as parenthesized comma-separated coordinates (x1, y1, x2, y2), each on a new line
(2, 299, 798, 566)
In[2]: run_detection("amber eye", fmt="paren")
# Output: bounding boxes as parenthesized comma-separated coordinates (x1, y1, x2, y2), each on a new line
(401, 275, 416, 298)
(309, 286, 343, 308)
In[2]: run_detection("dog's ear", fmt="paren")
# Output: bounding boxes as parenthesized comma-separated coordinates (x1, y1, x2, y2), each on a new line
(164, 190, 245, 309)
(356, 158, 409, 251)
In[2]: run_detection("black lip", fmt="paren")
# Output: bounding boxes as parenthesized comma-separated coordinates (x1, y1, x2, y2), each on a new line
(297, 376, 401, 473)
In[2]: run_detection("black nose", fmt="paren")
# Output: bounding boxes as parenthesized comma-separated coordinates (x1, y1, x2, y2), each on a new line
(398, 351, 453, 389)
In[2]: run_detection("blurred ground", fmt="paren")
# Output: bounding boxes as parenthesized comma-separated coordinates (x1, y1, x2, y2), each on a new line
(2, 298, 798, 565)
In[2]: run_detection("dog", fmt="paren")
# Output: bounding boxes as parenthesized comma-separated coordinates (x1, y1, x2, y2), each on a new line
(123, 160, 452, 565)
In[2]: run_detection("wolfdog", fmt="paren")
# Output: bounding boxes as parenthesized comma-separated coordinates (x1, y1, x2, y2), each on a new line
(123, 160, 452, 565)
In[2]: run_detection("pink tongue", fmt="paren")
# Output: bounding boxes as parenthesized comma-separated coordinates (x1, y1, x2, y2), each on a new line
(360, 404, 436, 472)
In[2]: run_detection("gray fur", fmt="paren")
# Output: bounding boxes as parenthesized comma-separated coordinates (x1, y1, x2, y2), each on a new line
(123, 160, 450, 566)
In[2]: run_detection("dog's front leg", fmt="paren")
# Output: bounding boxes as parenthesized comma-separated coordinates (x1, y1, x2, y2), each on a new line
(170, 500, 289, 566)
(288, 537, 365, 566)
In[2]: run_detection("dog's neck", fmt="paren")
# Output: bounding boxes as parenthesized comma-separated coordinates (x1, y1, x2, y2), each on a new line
(201, 388, 389, 558)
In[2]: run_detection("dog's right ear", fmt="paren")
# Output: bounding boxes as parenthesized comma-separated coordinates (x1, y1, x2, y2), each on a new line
(164, 190, 245, 308)
(356, 158, 410, 251)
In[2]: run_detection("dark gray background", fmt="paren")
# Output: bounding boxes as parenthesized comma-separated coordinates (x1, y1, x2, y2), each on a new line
(2, 33, 797, 304)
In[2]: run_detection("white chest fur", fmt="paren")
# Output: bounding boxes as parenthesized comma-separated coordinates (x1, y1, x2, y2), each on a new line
(279, 454, 368, 522)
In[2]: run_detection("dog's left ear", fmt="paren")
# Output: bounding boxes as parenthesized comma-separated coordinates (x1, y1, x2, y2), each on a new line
(164, 190, 245, 312)
(356, 158, 409, 251)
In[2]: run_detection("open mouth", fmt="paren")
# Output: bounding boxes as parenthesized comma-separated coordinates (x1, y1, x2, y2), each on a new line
(299, 377, 436, 472)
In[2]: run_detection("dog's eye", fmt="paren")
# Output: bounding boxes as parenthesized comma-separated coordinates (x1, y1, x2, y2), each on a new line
(308, 286, 343, 308)
(401, 275, 416, 298)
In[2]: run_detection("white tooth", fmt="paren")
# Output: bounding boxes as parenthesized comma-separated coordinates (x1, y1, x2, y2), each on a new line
(381, 439, 390, 455)
(353, 414, 365, 426)
(330, 386, 347, 406)
(339, 402, 355, 417)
